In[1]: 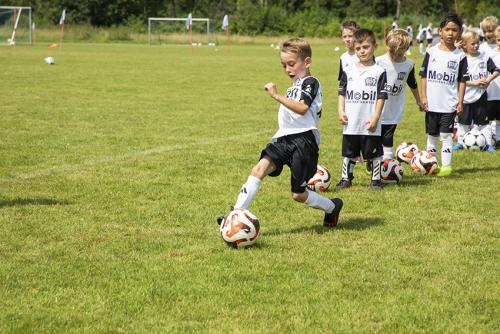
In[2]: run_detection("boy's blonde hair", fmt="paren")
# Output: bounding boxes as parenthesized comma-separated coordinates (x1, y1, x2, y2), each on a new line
(385, 29, 410, 59)
(496, 26, 500, 38)
(280, 38, 312, 60)
(481, 16, 498, 31)
(461, 30, 479, 43)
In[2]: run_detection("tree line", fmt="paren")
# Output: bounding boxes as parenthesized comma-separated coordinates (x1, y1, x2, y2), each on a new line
(3, 0, 499, 36)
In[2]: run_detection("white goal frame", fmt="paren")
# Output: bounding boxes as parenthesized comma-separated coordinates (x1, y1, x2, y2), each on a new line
(0, 5, 32, 45)
(148, 17, 210, 45)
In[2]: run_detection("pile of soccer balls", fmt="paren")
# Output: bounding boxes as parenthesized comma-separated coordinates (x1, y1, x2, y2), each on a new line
(396, 141, 438, 175)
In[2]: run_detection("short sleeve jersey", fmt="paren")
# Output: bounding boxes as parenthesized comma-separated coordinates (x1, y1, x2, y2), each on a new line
(391, 22, 398, 30)
(273, 76, 323, 142)
(464, 52, 500, 104)
(376, 54, 417, 124)
(419, 45, 468, 113)
(338, 51, 359, 81)
(338, 64, 388, 136)
(425, 26, 433, 39)
(487, 49, 500, 101)
(406, 26, 413, 39)
(479, 43, 496, 57)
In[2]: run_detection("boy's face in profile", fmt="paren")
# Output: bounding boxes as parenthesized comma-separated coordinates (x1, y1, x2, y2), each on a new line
(439, 22, 461, 45)
(464, 37, 480, 55)
(354, 39, 376, 63)
(341, 28, 356, 50)
(483, 26, 497, 43)
(280, 51, 310, 80)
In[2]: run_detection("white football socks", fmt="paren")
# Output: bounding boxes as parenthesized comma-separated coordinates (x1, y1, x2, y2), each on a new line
(419, 43, 423, 54)
(234, 175, 261, 210)
(478, 124, 493, 146)
(456, 124, 469, 145)
(382, 146, 393, 160)
(440, 133, 453, 167)
(371, 158, 382, 181)
(341, 157, 356, 180)
(304, 190, 335, 213)
(427, 135, 439, 156)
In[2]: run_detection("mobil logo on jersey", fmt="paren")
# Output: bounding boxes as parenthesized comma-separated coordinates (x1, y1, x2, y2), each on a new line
(428, 69, 456, 85)
(346, 89, 377, 103)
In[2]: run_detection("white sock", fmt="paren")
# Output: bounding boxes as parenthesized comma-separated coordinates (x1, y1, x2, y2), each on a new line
(382, 146, 393, 160)
(341, 157, 356, 180)
(419, 43, 423, 54)
(427, 135, 439, 156)
(304, 190, 335, 213)
(478, 124, 492, 146)
(371, 158, 382, 181)
(440, 133, 453, 167)
(234, 175, 261, 210)
(457, 124, 469, 145)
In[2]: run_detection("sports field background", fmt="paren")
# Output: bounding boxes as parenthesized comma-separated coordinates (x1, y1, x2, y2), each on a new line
(1, 43, 499, 333)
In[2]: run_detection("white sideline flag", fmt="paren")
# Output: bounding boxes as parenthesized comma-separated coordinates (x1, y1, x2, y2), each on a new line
(32, 22, 35, 31)
(186, 13, 192, 29)
(59, 9, 66, 25)
(222, 14, 229, 30)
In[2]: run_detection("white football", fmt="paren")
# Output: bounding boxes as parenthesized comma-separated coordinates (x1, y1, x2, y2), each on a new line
(220, 208, 260, 248)
(463, 130, 486, 151)
(307, 164, 332, 192)
(381, 159, 403, 183)
(396, 142, 420, 164)
(44, 56, 55, 64)
(410, 151, 438, 175)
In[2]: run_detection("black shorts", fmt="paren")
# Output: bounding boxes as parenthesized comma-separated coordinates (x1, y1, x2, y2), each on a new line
(342, 134, 382, 160)
(487, 100, 500, 121)
(460, 93, 489, 125)
(425, 111, 456, 135)
(409, 40, 413, 47)
(381, 124, 398, 147)
(261, 130, 318, 194)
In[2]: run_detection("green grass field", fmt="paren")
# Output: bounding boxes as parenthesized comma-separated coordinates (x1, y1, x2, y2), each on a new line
(1, 42, 499, 333)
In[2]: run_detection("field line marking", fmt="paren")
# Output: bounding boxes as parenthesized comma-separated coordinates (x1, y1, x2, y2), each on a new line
(1, 130, 273, 182)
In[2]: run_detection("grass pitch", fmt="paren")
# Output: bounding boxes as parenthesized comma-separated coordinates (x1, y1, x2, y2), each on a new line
(1, 42, 499, 333)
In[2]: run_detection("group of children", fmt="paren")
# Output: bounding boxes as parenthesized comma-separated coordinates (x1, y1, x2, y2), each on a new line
(217, 13, 500, 228)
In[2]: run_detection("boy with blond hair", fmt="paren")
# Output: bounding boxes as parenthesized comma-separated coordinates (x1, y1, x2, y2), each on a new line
(479, 16, 498, 54)
(453, 30, 500, 152)
(336, 29, 388, 190)
(420, 13, 469, 176)
(218, 38, 343, 228)
(376, 29, 423, 160)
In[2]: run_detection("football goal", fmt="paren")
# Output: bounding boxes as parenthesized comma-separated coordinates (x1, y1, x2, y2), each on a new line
(148, 17, 211, 45)
(0, 6, 32, 45)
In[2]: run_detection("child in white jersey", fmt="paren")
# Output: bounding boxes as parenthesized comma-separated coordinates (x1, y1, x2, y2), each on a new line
(338, 21, 360, 81)
(479, 16, 498, 55)
(376, 29, 423, 161)
(217, 38, 343, 228)
(336, 29, 388, 191)
(406, 22, 414, 55)
(420, 13, 469, 177)
(453, 31, 500, 152)
(487, 27, 500, 146)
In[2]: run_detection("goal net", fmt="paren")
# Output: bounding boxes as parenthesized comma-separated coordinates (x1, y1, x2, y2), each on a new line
(0, 6, 32, 45)
(148, 17, 211, 45)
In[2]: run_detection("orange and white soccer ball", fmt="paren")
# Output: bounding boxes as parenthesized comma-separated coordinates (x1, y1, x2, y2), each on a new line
(396, 142, 420, 164)
(219, 208, 260, 248)
(381, 159, 404, 183)
(307, 164, 332, 192)
(410, 151, 438, 175)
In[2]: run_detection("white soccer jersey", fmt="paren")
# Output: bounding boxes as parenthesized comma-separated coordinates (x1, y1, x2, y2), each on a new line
(392, 22, 398, 30)
(338, 51, 359, 81)
(425, 26, 433, 40)
(479, 43, 496, 56)
(407, 26, 413, 39)
(487, 49, 500, 101)
(464, 52, 499, 104)
(273, 76, 322, 142)
(376, 54, 417, 124)
(419, 45, 468, 113)
(338, 64, 388, 136)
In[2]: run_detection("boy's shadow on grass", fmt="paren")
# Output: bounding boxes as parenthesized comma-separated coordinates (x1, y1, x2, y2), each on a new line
(267, 217, 384, 236)
(0, 198, 71, 208)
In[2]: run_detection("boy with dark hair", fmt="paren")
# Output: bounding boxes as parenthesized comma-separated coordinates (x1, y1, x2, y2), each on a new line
(218, 38, 343, 227)
(336, 29, 388, 190)
(420, 13, 469, 176)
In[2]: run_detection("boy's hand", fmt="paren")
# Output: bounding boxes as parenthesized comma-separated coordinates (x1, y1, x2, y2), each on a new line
(366, 118, 378, 132)
(478, 78, 490, 89)
(338, 112, 348, 125)
(421, 97, 429, 112)
(264, 82, 278, 98)
(417, 101, 425, 112)
(456, 103, 463, 115)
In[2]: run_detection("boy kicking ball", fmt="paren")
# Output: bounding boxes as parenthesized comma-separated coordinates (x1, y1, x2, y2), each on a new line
(218, 38, 343, 228)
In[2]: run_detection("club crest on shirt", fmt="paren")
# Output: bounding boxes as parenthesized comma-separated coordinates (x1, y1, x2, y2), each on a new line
(447, 60, 458, 70)
(479, 62, 486, 69)
(397, 72, 406, 80)
(365, 77, 377, 86)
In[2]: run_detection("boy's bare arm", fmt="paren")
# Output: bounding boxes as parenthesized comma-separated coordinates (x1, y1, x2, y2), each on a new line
(457, 81, 466, 114)
(338, 95, 347, 124)
(410, 88, 424, 111)
(421, 77, 428, 111)
(264, 82, 309, 115)
(367, 99, 385, 132)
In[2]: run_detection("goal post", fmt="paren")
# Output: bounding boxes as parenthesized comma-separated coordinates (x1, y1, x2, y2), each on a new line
(0, 6, 32, 45)
(148, 17, 210, 45)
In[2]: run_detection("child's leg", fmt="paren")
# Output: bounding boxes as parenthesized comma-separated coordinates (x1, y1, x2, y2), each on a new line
(381, 124, 396, 160)
(426, 135, 439, 156)
(478, 124, 492, 146)
(341, 157, 356, 180)
(339, 135, 358, 181)
(456, 123, 469, 145)
(440, 133, 453, 167)
(234, 155, 275, 210)
(419, 41, 423, 54)
(425, 112, 439, 156)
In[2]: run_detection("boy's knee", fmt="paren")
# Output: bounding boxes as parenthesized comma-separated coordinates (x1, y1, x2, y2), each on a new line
(440, 133, 452, 141)
(292, 192, 308, 203)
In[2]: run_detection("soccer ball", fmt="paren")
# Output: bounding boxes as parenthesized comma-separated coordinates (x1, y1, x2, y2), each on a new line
(219, 208, 260, 248)
(396, 142, 420, 164)
(381, 159, 404, 184)
(410, 151, 438, 175)
(463, 130, 486, 151)
(307, 164, 331, 192)
(44, 56, 55, 65)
